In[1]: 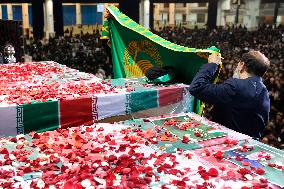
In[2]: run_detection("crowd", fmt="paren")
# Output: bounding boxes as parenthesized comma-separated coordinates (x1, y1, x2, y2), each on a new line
(25, 30, 112, 79)
(24, 24, 284, 149)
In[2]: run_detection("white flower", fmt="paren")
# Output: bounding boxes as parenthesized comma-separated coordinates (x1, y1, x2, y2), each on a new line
(1, 165, 13, 171)
(92, 163, 99, 168)
(244, 174, 253, 181)
(113, 174, 121, 186)
(93, 177, 106, 186)
(81, 179, 92, 188)
(17, 140, 25, 145)
(39, 160, 48, 166)
(16, 134, 25, 140)
(47, 138, 55, 145)
(12, 161, 19, 167)
(147, 158, 157, 167)
(164, 157, 173, 166)
(37, 179, 45, 189)
(101, 161, 109, 166)
(14, 176, 24, 182)
(14, 180, 32, 189)
(104, 146, 110, 151)
(9, 154, 16, 160)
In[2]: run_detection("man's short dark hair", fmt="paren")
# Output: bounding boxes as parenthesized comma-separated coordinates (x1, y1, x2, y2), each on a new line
(241, 50, 270, 77)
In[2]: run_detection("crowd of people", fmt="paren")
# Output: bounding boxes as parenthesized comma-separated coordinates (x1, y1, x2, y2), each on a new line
(25, 30, 112, 79)
(24, 24, 284, 149)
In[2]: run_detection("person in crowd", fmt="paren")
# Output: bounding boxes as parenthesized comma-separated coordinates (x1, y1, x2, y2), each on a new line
(189, 51, 270, 139)
(0, 52, 3, 64)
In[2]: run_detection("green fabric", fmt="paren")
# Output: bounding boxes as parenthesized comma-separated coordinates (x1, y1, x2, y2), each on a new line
(149, 74, 172, 83)
(121, 117, 201, 152)
(21, 101, 59, 134)
(103, 5, 220, 84)
(128, 89, 158, 112)
(100, 19, 110, 40)
(152, 115, 227, 142)
(194, 98, 202, 115)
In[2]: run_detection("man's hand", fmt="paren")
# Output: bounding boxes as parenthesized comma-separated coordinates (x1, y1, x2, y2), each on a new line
(208, 53, 222, 65)
(104, 9, 111, 19)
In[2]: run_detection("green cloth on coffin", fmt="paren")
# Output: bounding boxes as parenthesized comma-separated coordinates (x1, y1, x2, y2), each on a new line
(102, 6, 221, 114)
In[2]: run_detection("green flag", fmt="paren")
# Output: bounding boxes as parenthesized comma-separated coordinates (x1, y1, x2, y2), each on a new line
(102, 6, 222, 114)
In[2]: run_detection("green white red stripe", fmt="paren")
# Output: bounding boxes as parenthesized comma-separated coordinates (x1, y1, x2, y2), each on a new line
(0, 85, 194, 136)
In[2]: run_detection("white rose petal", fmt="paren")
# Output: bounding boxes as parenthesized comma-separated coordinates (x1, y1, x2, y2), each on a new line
(244, 174, 253, 181)
(12, 162, 19, 167)
(14, 180, 31, 189)
(39, 161, 48, 166)
(81, 179, 92, 188)
(17, 140, 25, 145)
(93, 177, 106, 186)
(101, 162, 109, 166)
(164, 157, 173, 166)
(2, 165, 13, 171)
(14, 176, 24, 182)
(37, 179, 45, 189)
(16, 134, 25, 140)
(92, 163, 99, 167)
(9, 154, 16, 160)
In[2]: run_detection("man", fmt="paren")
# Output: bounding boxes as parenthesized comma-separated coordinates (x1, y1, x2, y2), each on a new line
(3, 44, 16, 64)
(189, 50, 270, 139)
(0, 52, 3, 64)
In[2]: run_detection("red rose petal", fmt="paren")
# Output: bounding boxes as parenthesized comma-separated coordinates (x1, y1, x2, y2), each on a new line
(207, 168, 219, 177)
(98, 127, 104, 132)
(182, 136, 190, 144)
(241, 187, 250, 189)
(194, 132, 202, 137)
(214, 151, 224, 160)
(23, 167, 32, 173)
(259, 178, 268, 183)
(0, 148, 9, 155)
(235, 156, 244, 161)
(242, 161, 251, 166)
(255, 168, 265, 175)
(219, 166, 226, 171)
(238, 168, 251, 175)
(121, 168, 131, 175)
(267, 163, 276, 167)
